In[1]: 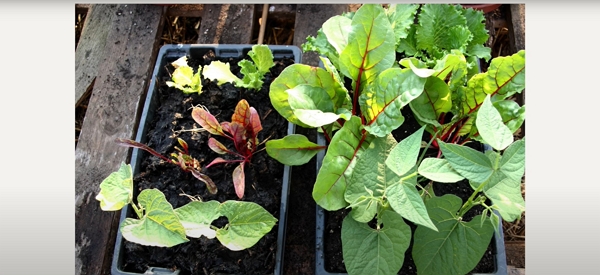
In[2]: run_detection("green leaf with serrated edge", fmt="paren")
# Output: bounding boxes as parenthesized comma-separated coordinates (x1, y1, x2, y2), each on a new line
(174, 201, 220, 239)
(360, 68, 426, 137)
(120, 189, 188, 247)
(322, 15, 352, 54)
(484, 50, 526, 100)
(494, 100, 526, 133)
(412, 194, 495, 275)
(446, 25, 473, 52)
(167, 66, 203, 94)
(477, 95, 514, 151)
(203, 61, 242, 86)
(303, 28, 340, 68)
(313, 116, 374, 211)
(248, 44, 274, 74)
(416, 4, 468, 57)
(418, 158, 465, 183)
(270, 64, 343, 128)
(481, 171, 525, 222)
(467, 44, 492, 62)
(319, 56, 352, 109)
(96, 162, 133, 211)
(409, 76, 452, 126)
(438, 141, 494, 183)
(215, 201, 277, 251)
(170, 66, 194, 86)
(499, 139, 525, 182)
(461, 6, 489, 46)
(339, 4, 396, 89)
(387, 4, 419, 43)
(342, 209, 411, 275)
(266, 134, 324, 166)
(345, 135, 398, 223)
(385, 126, 425, 177)
(396, 23, 418, 56)
(387, 175, 437, 231)
(287, 84, 338, 128)
(238, 59, 263, 90)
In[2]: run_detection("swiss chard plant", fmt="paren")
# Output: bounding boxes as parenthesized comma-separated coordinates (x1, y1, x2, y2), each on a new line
(167, 44, 275, 94)
(191, 99, 265, 199)
(96, 162, 277, 250)
(265, 3, 525, 275)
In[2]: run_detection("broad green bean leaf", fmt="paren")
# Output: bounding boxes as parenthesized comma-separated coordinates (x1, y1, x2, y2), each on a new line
(345, 135, 398, 223)
(438, 141, 494, 183)
(287, 84, 338, 128)
(216, 201, 277, 251)
(342, 210, 411, 275)
(387, 4, 419, 42)
(361, 68, 426, 137)
(339, 4, 396, 89)
(174, 201, 221, 239)
(412, 194, 495, 275)
(202, 61, 242, 86)
(313, 116, 374, 211)
(499, 139, 526, 182)
(270, 64, 344, 128)
(409, 76, 452, 126)
(96, 162, 133, 211)
(248, 44, 275, 74)
(120, 189, 188, 247)
(494, 100, 526, 133)
(418, 158, 465, 183)
(476, 95, 514, 151)
(481, 172, 525, 222)
(266, 134, 325, 166)
(387, 175, 437, 231)
(322, 15, 352, 54)
(385, 126, 425, 177)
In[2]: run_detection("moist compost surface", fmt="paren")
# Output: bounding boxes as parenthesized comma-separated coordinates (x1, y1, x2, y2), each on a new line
(121, 50, 294, 275)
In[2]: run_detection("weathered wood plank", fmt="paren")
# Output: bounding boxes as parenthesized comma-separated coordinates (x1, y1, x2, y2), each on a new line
(197, 4, 256, 44)
(292, 4, 351, 66)
(75, 4, 164, 275)
(166, 4, 204, 17)
(75, 4, 117, 107)
(505, 4, 525, 135)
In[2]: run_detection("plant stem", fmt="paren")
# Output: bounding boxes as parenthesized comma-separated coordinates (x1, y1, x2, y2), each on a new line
(130, 201, 143, 219)
(457, 181, 486, 217)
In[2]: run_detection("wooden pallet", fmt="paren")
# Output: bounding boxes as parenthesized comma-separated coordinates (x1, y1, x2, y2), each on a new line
(74, 4, 525, 275)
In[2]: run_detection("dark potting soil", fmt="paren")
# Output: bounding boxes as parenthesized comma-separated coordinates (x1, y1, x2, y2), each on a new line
(322, 108, 496, 275)
(121, 50, 295, 275)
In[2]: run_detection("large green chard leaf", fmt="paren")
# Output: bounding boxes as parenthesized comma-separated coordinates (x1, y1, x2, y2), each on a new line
(438, 141, 494, 183)
(174, 200, 221, 239)
(494, 100, 526, 133)
(322, 15, 352, 54)
(342, 209, 411, 275)
(319, 56, 352, 109)
(270, 64, 345, 128)
(478, 50, 526, 101)
(360, 68, 427, 137)
(215, 201, 277, 251)
(412, 194, 495, 275)
(266, 134, 325, 166)
(418, 158, 465, 183)
(416, 4, 470, 58)
(386, 4, 419, 44)
(385, 126, 425, 177)
(432, 51, 468, 92)
(339, 4, 396, 90)
(120, 189, 188, 247)
(409, 75, 452, 126)
(345, 135, 397, 223)
(313, 116, 374, 211)
(476, 95, 514, 151)
(96, 162, 133, 211)
(287, 84, 339, 128)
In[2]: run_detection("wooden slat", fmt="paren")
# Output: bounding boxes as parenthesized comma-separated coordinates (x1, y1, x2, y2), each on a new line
(75, 4, 116, 107)
(166, 4, 204, 17)
(292, 4, 351, 66)
(75, 4, 164, 275)
(197, 4, 256, 44)
(505, 4, 525, 135)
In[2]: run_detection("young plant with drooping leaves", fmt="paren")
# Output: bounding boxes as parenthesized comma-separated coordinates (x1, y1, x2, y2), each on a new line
(95, 162, 277, 250)
(115, 137, 218, 194)
(265, 3, 525, 275)
(191, 99, 267, 199)
(166, 44, 275, 95)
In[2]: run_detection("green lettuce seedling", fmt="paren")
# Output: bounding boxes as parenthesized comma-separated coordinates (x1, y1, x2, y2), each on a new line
(203, 44, 275, 91)
(265, 4, 525, 275)
(96, 162, 277, 250)
(166, 56, 203, 94)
